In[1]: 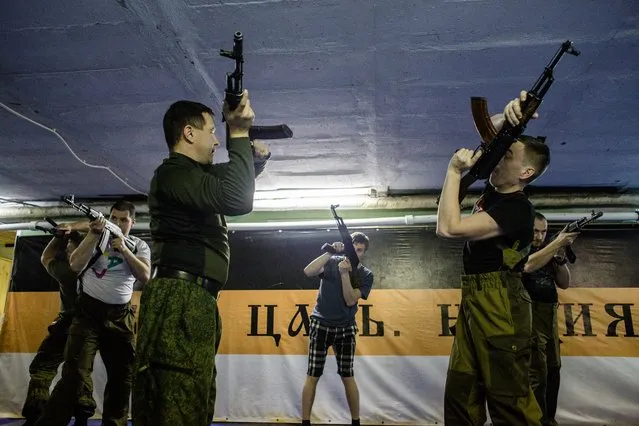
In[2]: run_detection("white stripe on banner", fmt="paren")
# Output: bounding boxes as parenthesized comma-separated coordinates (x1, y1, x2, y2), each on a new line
(1, 354, 638, 424)
(215, 355, 639, 425)
(0, 353, 110, 418)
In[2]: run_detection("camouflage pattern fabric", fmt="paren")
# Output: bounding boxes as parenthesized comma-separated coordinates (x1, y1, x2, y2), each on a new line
(33, 294, 135, 426)
(21, 313, 96, 424)
(444, 270, 543, 426)
(132, 277, 222, 426)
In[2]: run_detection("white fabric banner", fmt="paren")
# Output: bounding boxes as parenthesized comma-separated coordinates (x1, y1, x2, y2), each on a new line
(2, 353, 638, 424)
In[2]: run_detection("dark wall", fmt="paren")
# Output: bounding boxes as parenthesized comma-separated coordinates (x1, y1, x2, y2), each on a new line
(10, 227, 639, 292)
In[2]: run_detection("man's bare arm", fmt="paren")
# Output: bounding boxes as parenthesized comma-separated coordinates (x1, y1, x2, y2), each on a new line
(41, 236, 65, 270)
(340, 272, 361, 307)
(69, 233, 100, 273)
(553, 262, 571, 289)
(304, 253, 332, 277)
(69, 217, 105, 273)
(304, 242, 344, 277)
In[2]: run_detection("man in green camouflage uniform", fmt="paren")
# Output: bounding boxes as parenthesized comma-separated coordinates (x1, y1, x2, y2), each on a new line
(22, 228, 96, 426)
(34, 201, 151, 426)
(131, 90, 270, 426)
(437, 91, 551, 425)
(523, 212, 578, 426)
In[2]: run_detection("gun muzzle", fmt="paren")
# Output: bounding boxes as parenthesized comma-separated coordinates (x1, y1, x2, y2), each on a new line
(233, 31, 243, 50)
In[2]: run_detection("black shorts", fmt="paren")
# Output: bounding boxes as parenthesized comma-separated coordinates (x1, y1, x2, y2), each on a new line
(306, 317, 357, 378)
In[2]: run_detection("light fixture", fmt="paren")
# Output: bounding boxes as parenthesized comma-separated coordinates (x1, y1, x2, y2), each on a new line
(252, 187, 376, 210)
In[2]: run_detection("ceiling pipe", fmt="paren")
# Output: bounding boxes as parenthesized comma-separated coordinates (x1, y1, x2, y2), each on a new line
(0, 204, 149, 221)
(1, 193, 639, 221)
(250, 193, 639, 211)
(1, 211, 637, 232)
(0, 221, 42, 231)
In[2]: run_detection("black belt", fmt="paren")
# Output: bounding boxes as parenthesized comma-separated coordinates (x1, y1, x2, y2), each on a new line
(152, 266, 222, 299)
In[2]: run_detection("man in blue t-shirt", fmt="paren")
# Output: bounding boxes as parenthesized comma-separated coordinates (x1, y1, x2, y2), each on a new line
(300, 232, 373, 426)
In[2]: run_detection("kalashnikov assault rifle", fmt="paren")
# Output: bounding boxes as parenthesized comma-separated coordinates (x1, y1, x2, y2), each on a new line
(321, 205, 361, 289)
(554, 211, 603, 264)
(220, 31, 293, 147)
(34, 217, 69, 238)
(62, 195, 136, 252)
(456, 40, 580, 203)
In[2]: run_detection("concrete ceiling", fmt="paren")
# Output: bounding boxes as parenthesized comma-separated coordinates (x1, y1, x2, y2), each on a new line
(1, 0, 638, 202)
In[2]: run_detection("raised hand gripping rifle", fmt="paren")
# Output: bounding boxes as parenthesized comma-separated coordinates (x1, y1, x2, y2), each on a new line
(220, 32, 293, 148)
(456, 40, 580, 203)
(554, 210, 603, 264)
(62, 195, 136, 252)
(34, 217, 66, 237)
(321, 204, 361, 289)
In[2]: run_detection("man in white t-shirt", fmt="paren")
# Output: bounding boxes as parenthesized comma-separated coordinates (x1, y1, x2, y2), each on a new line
(34, 199, 150, 426)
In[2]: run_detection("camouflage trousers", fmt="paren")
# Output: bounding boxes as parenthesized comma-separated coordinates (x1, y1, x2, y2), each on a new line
(21, 312, 96, 423)
(131, 277, 222, 426)
(530, 302, 561, 426)
(34, 294, 136, 426)
(444, 271, 542, 426)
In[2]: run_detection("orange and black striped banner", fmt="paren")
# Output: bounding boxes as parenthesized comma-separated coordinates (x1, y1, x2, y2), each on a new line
(2, 288, 637, 357)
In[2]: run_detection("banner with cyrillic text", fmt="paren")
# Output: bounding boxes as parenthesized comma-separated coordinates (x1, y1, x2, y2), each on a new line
(1, 228, 638, 424)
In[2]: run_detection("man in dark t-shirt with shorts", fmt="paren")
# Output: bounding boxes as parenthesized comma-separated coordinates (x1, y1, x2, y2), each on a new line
(300, 232, 374, 426)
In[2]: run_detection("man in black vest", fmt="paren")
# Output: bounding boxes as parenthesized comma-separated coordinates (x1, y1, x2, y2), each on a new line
(523, 212, 579, 426)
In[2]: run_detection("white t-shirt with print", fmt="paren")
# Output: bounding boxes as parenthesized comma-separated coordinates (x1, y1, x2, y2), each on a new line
(81, 235, 150, 304)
